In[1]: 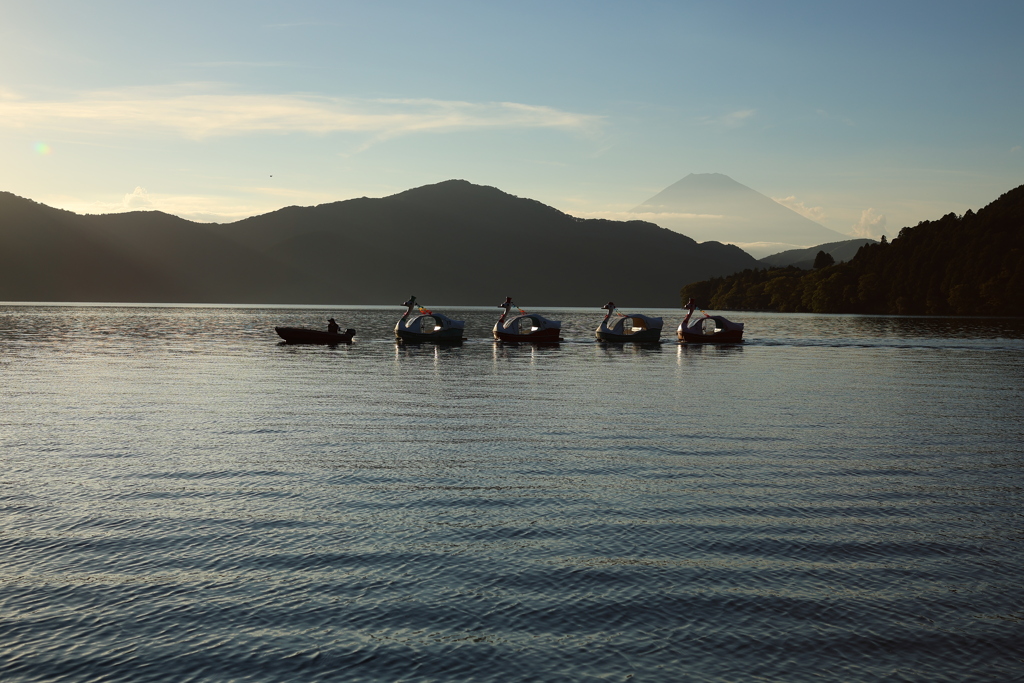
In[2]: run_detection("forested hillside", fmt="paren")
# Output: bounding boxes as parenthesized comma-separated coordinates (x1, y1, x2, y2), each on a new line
(681, 184, 1024, 316)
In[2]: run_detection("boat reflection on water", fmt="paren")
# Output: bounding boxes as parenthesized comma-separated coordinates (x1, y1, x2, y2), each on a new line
(275, 324, 355, 345)
(677, 341, 744, 367)
(596, 341, 665, 357)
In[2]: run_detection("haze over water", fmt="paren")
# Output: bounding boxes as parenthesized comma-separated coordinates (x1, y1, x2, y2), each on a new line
(2, 305, 1023, 682)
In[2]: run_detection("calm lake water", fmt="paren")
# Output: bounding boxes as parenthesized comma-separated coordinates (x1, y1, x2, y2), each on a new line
(2, 304, 1023, 682)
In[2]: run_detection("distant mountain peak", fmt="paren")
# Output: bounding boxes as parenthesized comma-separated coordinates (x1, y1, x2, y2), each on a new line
(680, 172, 743, 183)
(636, 173, 783, 206)
(630, 173, 848, 257)
(391, 178, 502, 198)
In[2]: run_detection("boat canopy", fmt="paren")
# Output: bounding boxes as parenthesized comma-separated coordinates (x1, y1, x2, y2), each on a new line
(400, 312, 465, 334)
(684, 315, 743, 335)
(500, 313, 558, 333)
(606, 314, 663, 335)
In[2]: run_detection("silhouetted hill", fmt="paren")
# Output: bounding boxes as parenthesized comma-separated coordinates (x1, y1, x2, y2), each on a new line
(0, 193, 285, 303)
(632, 173, 849, 257)
(758, 239, 876, 270)
(0, 181, 758, 307)
(680, 185, 1024, 315)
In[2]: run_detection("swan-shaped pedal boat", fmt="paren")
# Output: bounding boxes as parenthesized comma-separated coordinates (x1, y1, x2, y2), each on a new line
(493, 297, 562, 342)
(395, 296, 465, 342)
(595, 301, 663, 342)
(678, 298, 744, 343)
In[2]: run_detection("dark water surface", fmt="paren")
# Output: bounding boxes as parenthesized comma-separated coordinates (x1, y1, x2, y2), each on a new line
(2, 305, 1023, 682)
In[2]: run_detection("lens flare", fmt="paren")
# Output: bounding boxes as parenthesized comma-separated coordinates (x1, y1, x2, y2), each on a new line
(35, 142, 52, 155)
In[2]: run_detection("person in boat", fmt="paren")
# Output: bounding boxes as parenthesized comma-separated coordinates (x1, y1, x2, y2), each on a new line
(327, 318, 340, 334)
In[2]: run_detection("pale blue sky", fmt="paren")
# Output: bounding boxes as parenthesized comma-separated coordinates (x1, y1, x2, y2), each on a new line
(2, 0, 1021, 241)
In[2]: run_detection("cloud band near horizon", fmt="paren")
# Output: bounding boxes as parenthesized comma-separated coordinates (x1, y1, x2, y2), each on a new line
(0, 86, 603, 140)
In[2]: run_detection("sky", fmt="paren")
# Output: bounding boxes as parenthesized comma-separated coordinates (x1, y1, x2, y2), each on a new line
(2, 0, 1022, 240)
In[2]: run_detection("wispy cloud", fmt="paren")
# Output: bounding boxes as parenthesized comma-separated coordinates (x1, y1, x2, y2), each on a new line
(773, 195, 826, 222)
(266, 21, 343, 29)
(121, 186, 154, 210)
(816, 109, 855, 126)
(184, 62, 292, 68)
(700, 109, 756, 128)
(569, 210, 726, 222)
(56, 185, 316, 223)
(0, 86, 603, 141)
(730, 240, 812, 253)
(53, 182, 400, 222)
(851, 208, 887, 238)
(722, 109, 755, 126)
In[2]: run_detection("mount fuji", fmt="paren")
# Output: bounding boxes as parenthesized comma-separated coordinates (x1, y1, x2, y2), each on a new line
(631, 173, 849, 257)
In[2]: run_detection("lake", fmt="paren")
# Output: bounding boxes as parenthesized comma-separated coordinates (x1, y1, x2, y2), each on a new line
(1, 304, 1023, 682)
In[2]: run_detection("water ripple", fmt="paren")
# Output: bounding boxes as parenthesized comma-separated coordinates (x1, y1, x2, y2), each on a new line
(1, 306, 1023, 681)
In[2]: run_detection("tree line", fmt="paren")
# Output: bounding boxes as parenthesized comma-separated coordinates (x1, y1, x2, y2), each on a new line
(681, 184, 1024, 316)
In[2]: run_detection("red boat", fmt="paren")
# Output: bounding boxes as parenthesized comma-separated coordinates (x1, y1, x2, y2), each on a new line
(275, 326, 355, 345)
(677, 298, 744, 343)
(493, 297, 562, 342)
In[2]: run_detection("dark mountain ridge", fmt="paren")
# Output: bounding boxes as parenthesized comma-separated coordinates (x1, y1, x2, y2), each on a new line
(0, 180, 758, 307)
(758, 239, 877, 270)
(680, 184, 1024, 316)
